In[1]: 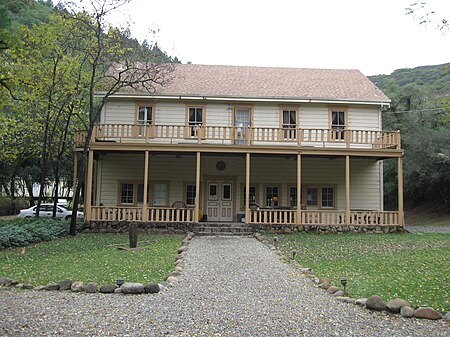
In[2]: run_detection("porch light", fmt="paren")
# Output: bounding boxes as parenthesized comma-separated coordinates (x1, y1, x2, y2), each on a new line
(116, 278, 125, 287)
(273, 237, 278, 244)
(292, 250, 298, 260)
(340, 277, 348, 294)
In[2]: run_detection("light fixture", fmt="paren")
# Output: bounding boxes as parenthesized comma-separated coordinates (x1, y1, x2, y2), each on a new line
(340, 277, 348, 294)
(273, 237, 278, 245)
(116, 278, 125, 287)
(292, 250, 298, 260)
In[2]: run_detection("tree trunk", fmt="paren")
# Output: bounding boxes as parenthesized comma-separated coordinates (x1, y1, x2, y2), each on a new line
(24, 177, 35, 207)
(129, 223, 138, 248)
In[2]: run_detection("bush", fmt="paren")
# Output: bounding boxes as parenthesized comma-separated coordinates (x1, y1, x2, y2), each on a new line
(0, 197, 29, 216)
(0, 218, 83, 249)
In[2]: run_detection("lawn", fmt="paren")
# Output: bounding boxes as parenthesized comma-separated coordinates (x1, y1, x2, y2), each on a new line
(270, 232, 450, 312)
(0, 233, 183, 285)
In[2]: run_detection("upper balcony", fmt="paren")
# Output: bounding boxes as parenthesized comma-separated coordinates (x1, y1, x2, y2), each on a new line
(74, 124, 401, 152)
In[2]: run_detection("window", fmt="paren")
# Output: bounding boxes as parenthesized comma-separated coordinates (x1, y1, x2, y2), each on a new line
(137, 106, 153, 137)
(243, 186, 257, 207)
(306, 187, 318, 206)
(282, 110, 297, 139)
(331, 110, 346, 140)
(121, 183, 134, 204)
(188, 107, 203, 137)
(234, 107, 251, 144)
(153, 182, 168, 206)
(289, 186, 299, 208)
(137, 184, 145, 203)
(222, 184, 232, 200)
(186, 184, 196, 206)
(265, 186, 279, 207)
(321, 187, 334, 208)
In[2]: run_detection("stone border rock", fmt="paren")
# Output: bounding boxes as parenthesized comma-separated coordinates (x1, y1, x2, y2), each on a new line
(254, 233, 449, 322)
(0, 231, 195, 296)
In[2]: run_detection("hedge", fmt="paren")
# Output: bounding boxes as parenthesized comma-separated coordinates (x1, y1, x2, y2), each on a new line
(0, 218, 83, 249)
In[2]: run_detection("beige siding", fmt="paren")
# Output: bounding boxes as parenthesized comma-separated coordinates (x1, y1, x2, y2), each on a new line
(97, 154, 381, 212)
(348, 106, 380, 131)
(102, 100, 135, 124)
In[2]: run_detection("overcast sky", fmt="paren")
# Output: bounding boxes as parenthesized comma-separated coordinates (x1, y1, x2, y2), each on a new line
(109, 0, 450, 76)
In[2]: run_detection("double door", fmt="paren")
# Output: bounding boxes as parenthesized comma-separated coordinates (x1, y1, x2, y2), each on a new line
(207, 181, 233, 221)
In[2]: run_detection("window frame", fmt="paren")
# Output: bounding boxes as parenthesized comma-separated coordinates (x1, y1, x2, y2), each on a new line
(303, 184, 337, 210)
(328, 106, 348, 141)
(264, 184, 281, 207)
(240, 183, 259, 210)
(118, 180, 169, 207)
(184, 182, 197, 207)
(185, 105, 206, 138)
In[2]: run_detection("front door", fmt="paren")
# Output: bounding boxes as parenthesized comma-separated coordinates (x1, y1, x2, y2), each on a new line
(207, 181, 233, 221)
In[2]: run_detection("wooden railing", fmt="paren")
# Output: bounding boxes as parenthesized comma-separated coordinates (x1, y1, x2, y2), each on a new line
(249, 210, 400, 226)
(74, 124, 401, 149)
(89, 206, 195, 223)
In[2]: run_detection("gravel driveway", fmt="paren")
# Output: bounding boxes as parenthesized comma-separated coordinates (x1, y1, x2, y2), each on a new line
(1, 236, 449, 336)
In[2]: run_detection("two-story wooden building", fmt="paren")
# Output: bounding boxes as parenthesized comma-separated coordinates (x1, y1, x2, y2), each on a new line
(75, 64, 404, 233)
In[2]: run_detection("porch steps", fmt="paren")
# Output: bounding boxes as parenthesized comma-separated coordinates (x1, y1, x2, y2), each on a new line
(193, 222, 254, 236)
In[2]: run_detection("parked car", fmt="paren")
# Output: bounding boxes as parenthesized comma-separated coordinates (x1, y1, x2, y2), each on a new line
(19, 204, 84, 220)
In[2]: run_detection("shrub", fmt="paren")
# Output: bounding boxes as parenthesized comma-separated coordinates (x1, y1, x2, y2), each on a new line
(0, 218, 83, 249)
(0, 197, 29, 216)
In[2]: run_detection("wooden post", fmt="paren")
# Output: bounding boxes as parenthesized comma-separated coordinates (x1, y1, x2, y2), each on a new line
(85, 150, 94, 221)
(398, 156, 404, 226)
(72, 151, 78, 207)
(245, 153, 250, 224)
(143, 151, 149, 222)
(345, 155, 350, 225)
(297, 154, 302, 224)
(195, 152, 201, 222)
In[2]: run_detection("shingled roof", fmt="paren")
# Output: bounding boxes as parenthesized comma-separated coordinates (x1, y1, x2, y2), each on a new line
(127, 64, 390, 103)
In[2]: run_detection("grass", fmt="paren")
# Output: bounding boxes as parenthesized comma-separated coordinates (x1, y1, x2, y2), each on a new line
(0, 233, 183, 285)
(269, 232, 450, 312)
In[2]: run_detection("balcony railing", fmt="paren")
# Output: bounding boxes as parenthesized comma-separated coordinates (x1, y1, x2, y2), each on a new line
(75, 124, 401, 149)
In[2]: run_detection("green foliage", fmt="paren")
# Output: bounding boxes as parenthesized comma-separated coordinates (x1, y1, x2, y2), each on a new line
(272, 232, 450, 312)
(0, 233, 182, 284)
(370, 63, 450, 97)
(0, 217, 83, 249)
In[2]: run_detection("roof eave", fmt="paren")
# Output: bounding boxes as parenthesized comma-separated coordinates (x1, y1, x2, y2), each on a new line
(97, 92, 391, 106)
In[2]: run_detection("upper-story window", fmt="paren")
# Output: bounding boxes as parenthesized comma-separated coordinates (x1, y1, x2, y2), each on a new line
(329, 107, 347, 140)
(137, 105, 153, 137)
(187, 107, 203, 137)
(282, 109, 297, 140)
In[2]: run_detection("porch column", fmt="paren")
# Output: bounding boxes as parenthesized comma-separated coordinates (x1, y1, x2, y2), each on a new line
(195, 152, 201, 222)
(345, 155, 351, 225)
(245, 153, 250, 224)
(297, 153, 302, 224)
(398, 156, 404, 226)
(85, 150, 94, 221)
(143, 151, 149, 222)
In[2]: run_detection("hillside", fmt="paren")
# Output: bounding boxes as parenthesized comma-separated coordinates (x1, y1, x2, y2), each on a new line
(369, 63, 450, 96)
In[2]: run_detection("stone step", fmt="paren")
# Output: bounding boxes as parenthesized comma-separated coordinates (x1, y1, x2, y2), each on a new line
(194, 231, 254, 237)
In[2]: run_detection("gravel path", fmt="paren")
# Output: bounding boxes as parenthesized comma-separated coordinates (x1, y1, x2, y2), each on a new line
(1, 236, 449, 336)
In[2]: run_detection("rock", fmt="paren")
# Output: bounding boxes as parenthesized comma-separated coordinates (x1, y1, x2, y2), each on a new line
(443, 312, 450, 322)
(71, 281, 84, 292)
(336, 296, 355, 304)
(100, 284, 117, 293)
(365, 295, 386, 311)
(166, 276, 178, 283)
(121, 282, 145, 294)
(413, 307, 442, 320)
(170, 270, 182, 277)
(114, 287, 122, 294)
(58, 280, 73, 291)
(333, 290, 345, 297)
(15, 283, 24, 288)
(299, 268, 311, 273)
(34, 285, 45, 291)
(0, 277, 11, 286)
(400, 306, 414, 318)
(318, 278, 331, 289)
(326, 286, 340, 294)
(356, 298, 367, 307)
(144, 283, 160, 294)
(174, 266, 183, 272)
(10, 279, 19, 286)
(386, 298, 412, 313)
(44, 283, 60, 291)
(85, 282, 97, 293)
(22, 283, 33, 289)
(177, 246, 187, 253)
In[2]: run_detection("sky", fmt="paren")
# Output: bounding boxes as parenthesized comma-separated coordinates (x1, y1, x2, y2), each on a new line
(108, 0, 450, 76)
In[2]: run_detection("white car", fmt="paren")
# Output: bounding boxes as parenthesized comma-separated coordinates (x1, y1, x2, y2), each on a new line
(19, 204, 84, 220)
